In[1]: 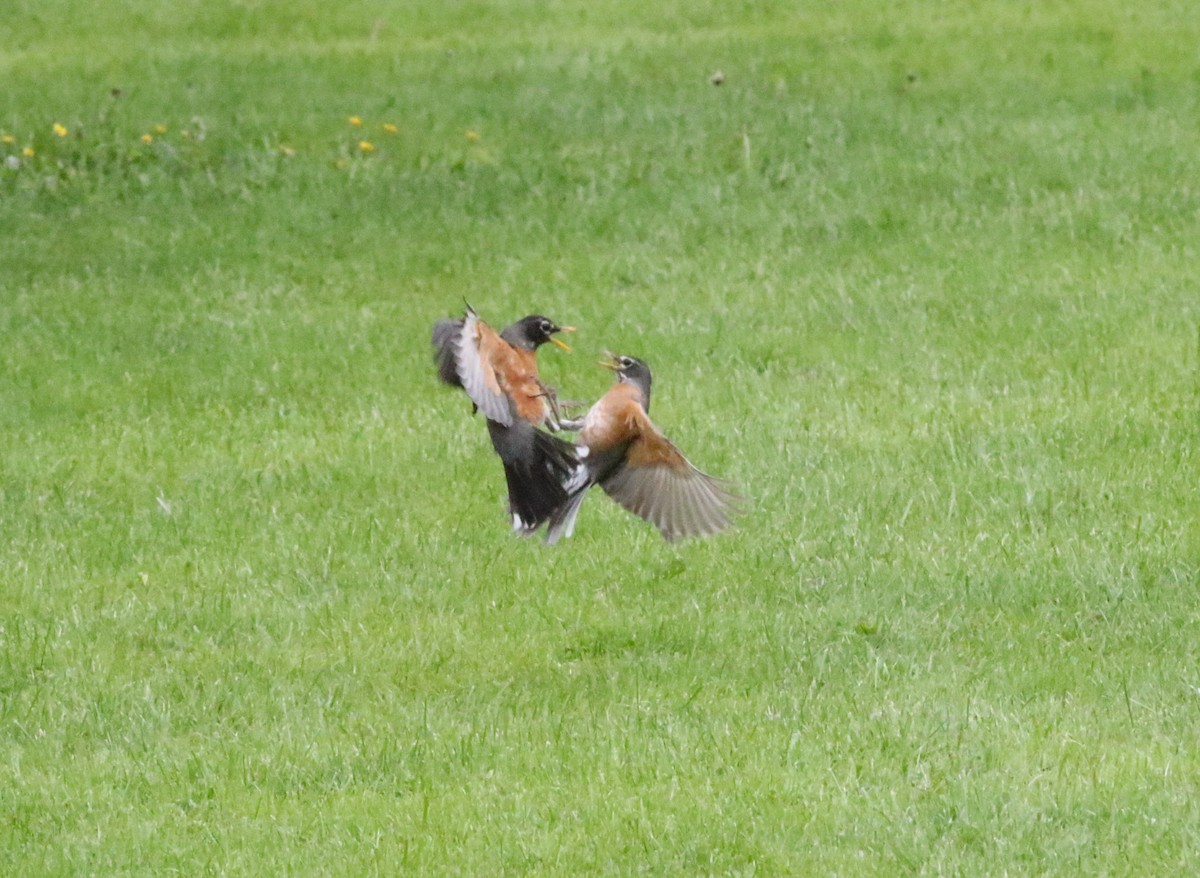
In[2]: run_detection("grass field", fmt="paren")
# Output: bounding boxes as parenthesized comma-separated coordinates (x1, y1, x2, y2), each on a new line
(3, 1, 1200, 873)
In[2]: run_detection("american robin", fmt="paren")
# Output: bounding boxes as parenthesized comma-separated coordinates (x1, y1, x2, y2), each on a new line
(545, 352, 742, 543)
(432, 306, 584, 534)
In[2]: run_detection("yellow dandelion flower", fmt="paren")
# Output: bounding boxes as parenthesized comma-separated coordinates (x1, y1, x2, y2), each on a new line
(1, 134, 14, 144)
(465, 130, 480, 142)
(23, 147, 35, 157)
(141, 133, 154, 144)
(382, 123, 398, 134)
(154, 124, 168, 135)
(52, 123, 68, 138)
(349, 115, 363, 127)
(279, 144, 296, 157)
(358, 140, 376, 153)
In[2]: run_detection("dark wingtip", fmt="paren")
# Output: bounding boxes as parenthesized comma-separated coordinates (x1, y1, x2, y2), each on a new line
(432, 318, 464, 387)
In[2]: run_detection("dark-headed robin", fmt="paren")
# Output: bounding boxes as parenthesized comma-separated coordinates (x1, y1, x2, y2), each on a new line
(432, 306, 584, 534)
(545, 352, 742, 543)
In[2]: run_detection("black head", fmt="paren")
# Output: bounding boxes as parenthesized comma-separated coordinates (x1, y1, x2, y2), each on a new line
(501, 315, 575, 351)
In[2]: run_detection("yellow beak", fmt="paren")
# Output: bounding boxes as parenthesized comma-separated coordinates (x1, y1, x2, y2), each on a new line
(549, 325, 575, 351)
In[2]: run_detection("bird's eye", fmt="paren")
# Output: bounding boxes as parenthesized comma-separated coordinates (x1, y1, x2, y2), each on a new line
(621, 357, 634, 368)
(540, 320, 553, 333)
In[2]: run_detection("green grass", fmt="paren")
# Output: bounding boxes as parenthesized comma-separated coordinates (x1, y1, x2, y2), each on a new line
(3, 0, 1200, 873)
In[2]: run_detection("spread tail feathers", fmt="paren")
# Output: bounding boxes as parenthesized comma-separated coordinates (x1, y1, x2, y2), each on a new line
(488, 420, 583, 535)
(544, 485, 589, 545)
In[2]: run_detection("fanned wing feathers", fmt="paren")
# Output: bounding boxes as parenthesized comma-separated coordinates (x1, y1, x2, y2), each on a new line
(449, 309, 555, 427)
(599, 441, 741, 542)
(573, 394, 741, 543)
(452, 309, 517, 427)
(431, 312, 516, 424)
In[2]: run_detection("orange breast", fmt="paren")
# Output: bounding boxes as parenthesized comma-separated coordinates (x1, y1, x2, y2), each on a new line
(581, 384, 644, 450)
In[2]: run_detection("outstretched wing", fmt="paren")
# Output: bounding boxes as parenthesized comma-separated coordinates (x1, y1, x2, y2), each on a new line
(448, 309, 517, 427)
(598, 403, 742, 542)
(432, 318, 464, 387)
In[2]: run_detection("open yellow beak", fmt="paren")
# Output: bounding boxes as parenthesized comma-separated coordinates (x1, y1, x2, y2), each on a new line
(550, 325, 575, 352)
(598, 350, 620, 369)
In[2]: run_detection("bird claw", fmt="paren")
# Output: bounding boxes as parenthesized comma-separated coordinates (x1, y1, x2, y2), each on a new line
(536, 380, 584, 432)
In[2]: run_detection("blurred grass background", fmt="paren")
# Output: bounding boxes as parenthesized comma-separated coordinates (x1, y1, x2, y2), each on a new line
(2, 1, 1199, 873)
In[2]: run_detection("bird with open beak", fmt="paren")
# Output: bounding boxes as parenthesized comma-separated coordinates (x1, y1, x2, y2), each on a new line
(546, 352, 742, 543)
(432, 306, 584, 534)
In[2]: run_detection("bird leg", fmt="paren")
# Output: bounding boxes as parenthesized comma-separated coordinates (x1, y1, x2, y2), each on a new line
(553, 415, 585, 432)
(535, 380, 585, 432)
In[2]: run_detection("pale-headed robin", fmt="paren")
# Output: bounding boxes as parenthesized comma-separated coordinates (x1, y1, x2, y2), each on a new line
(545, 352, 742, 543)
(432, 306, 584, 534)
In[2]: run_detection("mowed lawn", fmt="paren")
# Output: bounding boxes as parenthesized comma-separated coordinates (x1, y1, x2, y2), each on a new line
(2, 1, 1199, 873)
